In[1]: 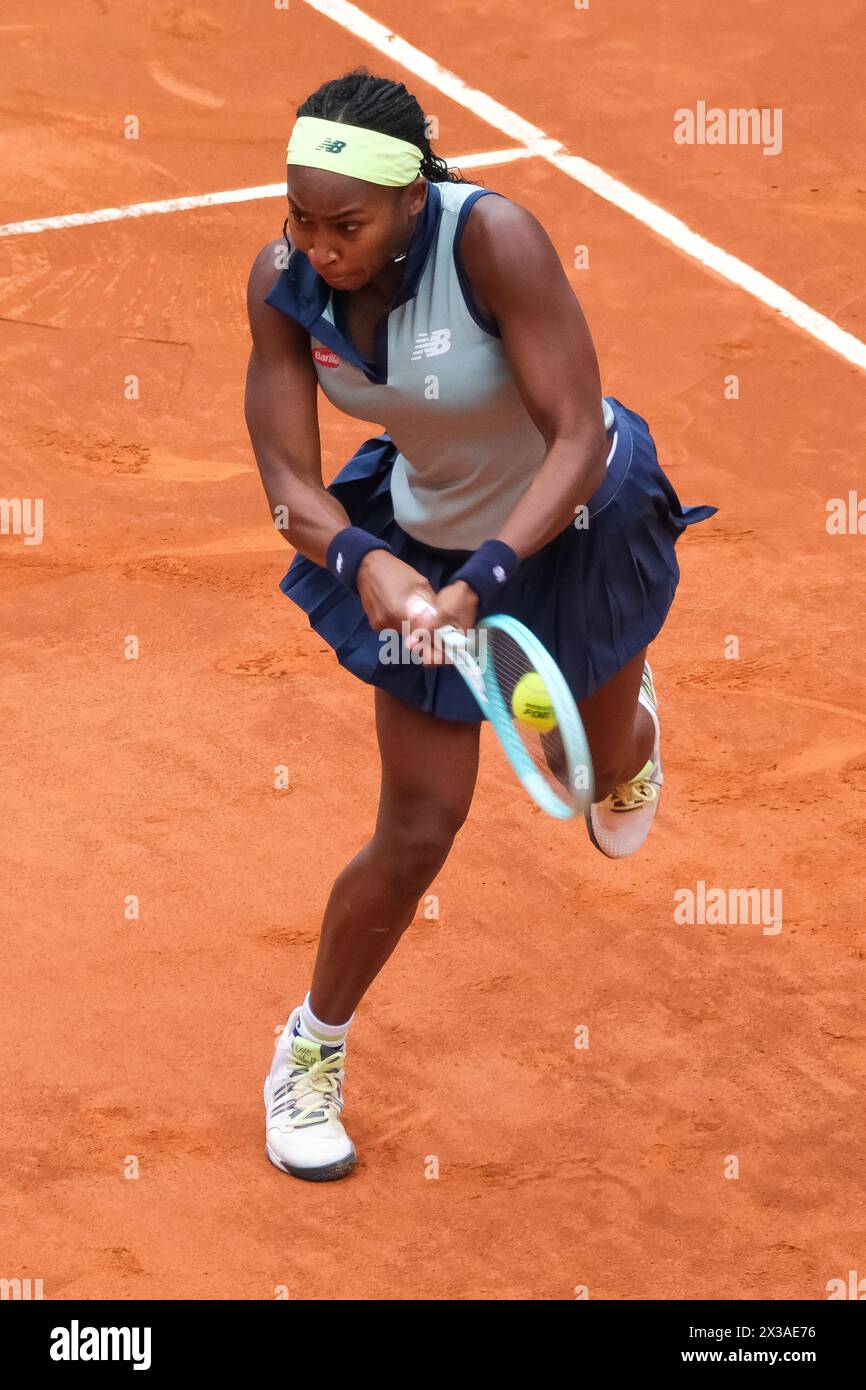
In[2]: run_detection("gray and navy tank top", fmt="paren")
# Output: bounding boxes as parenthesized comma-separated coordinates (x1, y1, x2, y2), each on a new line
(265, 179, 613, 551)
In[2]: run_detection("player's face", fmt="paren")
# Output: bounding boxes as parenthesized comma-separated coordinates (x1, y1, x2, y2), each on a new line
(285, 168, 426, 289)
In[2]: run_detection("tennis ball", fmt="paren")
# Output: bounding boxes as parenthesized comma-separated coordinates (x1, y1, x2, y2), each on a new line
(511, 671, 558, 732)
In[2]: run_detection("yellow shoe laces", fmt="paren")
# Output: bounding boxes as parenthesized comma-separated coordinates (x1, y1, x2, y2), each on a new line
(609, 758, 659, 811)
(282, 1052, 345, 1127)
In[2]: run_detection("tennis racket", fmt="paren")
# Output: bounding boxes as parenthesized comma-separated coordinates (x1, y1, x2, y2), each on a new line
(420, 609, 595, 821)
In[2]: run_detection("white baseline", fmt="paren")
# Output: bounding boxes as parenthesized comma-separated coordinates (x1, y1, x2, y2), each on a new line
(300, 0, 866, 374)
(1, 0, 863, 375)
(0, 148, 531, 238)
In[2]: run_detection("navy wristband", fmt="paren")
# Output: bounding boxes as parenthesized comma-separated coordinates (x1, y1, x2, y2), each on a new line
(326, 526, 395, 593)
(450, 538, 520, 609)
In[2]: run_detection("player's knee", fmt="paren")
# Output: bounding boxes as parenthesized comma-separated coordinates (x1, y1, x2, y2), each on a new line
(378, 803, 468, 889)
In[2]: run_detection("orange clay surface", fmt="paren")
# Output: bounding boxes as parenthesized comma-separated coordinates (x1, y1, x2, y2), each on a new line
(2, 0, 864, 1300)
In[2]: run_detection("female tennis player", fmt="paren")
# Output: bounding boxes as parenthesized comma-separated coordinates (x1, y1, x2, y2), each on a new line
(245, 70, 716, 1181)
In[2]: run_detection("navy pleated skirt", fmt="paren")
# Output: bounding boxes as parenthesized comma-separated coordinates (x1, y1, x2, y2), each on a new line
(278, 397, 717, 722)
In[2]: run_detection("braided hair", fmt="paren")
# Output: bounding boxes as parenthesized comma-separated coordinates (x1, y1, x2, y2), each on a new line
(295, 68, 473, 185)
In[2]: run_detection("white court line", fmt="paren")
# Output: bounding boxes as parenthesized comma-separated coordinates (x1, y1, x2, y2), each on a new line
(2, 4, 863, 377)
(0, 146, 532, 238)
(300, 0, 866, 374)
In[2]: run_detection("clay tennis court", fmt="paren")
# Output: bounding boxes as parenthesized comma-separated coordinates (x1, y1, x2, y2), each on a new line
(2, 0, 864, 1301)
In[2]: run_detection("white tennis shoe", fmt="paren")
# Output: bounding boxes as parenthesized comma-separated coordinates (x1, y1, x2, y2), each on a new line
(264, 1006, 357, 1182)
(587, 661, 663, 859)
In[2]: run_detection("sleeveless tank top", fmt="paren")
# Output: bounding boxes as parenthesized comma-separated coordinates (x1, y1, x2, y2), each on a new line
(264, 179, 613, 550)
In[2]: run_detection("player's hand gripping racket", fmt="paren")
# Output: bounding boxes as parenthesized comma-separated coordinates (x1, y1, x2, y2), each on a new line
(411, 602, 594, 820)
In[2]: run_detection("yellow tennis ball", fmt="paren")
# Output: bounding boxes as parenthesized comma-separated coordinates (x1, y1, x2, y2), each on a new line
(511, 671, 558, 732)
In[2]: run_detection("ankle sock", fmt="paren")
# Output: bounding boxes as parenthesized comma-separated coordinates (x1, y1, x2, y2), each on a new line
(295, 991, 355, 1047)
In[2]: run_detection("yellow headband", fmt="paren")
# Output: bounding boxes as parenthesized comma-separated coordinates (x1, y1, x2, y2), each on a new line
(286, 115, 424, 187)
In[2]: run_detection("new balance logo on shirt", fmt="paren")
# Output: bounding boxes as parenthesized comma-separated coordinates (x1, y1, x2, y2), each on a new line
(411, 328, 452, 360)
(312, 334, 452, 370)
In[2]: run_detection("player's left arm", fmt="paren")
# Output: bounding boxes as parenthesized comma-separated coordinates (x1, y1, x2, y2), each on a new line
(458, 195, 610, 559)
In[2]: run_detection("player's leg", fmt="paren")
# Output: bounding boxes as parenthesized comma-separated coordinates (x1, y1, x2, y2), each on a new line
(579, 645, 663, 859)
(264, 688, 480, 1181)
(308, 686, 481, 1022)
(578, 646, 654, 802)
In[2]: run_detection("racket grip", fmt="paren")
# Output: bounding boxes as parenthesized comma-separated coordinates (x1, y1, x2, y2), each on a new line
(436, 624, 468, 658)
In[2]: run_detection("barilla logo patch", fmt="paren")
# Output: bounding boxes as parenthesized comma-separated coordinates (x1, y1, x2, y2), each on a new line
(313, 346, 341, 369)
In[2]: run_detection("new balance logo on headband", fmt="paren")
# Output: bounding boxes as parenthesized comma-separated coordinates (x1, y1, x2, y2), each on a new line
(315, 138, 347, 154)
(411, 328, 452, 360)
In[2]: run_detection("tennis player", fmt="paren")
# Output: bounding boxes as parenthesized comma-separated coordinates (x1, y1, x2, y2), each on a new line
(245, 69, 716, 1181)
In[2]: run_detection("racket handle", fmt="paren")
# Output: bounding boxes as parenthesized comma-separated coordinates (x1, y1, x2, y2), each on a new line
(406, 600, 471, 667)
(436, 624, 469, 658)
(435, 623, 487, 706)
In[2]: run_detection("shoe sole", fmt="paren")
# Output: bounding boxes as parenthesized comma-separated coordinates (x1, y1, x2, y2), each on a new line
(263, 1077, 357, 1182)
(265, 1140, 357, 1182)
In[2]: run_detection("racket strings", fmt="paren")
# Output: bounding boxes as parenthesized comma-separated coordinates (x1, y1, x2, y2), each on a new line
(487, 631, 577, 805)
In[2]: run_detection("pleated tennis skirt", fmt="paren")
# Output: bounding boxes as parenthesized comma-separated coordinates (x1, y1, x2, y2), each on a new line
(278, 397, 717, 722)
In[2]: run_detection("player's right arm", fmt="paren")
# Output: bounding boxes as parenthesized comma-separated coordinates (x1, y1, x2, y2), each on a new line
(244, 239, 437, 627)
(244, 240, 352, 567)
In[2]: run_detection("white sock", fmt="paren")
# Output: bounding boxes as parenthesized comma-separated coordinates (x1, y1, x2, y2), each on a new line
(295, 991, 355, 1046)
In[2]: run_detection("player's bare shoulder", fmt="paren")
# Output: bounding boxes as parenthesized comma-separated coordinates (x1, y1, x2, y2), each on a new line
(458, 193, 562, 321)
(460, 193, 551, 267)
(246, 236, 310, 358)
(247, 238, 290, 318)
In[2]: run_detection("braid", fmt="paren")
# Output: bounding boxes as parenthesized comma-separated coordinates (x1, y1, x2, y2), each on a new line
(295, 68, 475, 185)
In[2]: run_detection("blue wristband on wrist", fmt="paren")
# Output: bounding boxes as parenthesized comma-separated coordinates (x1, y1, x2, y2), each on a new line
(450, 538, 520, 609)
(326, 526, 395, 593)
